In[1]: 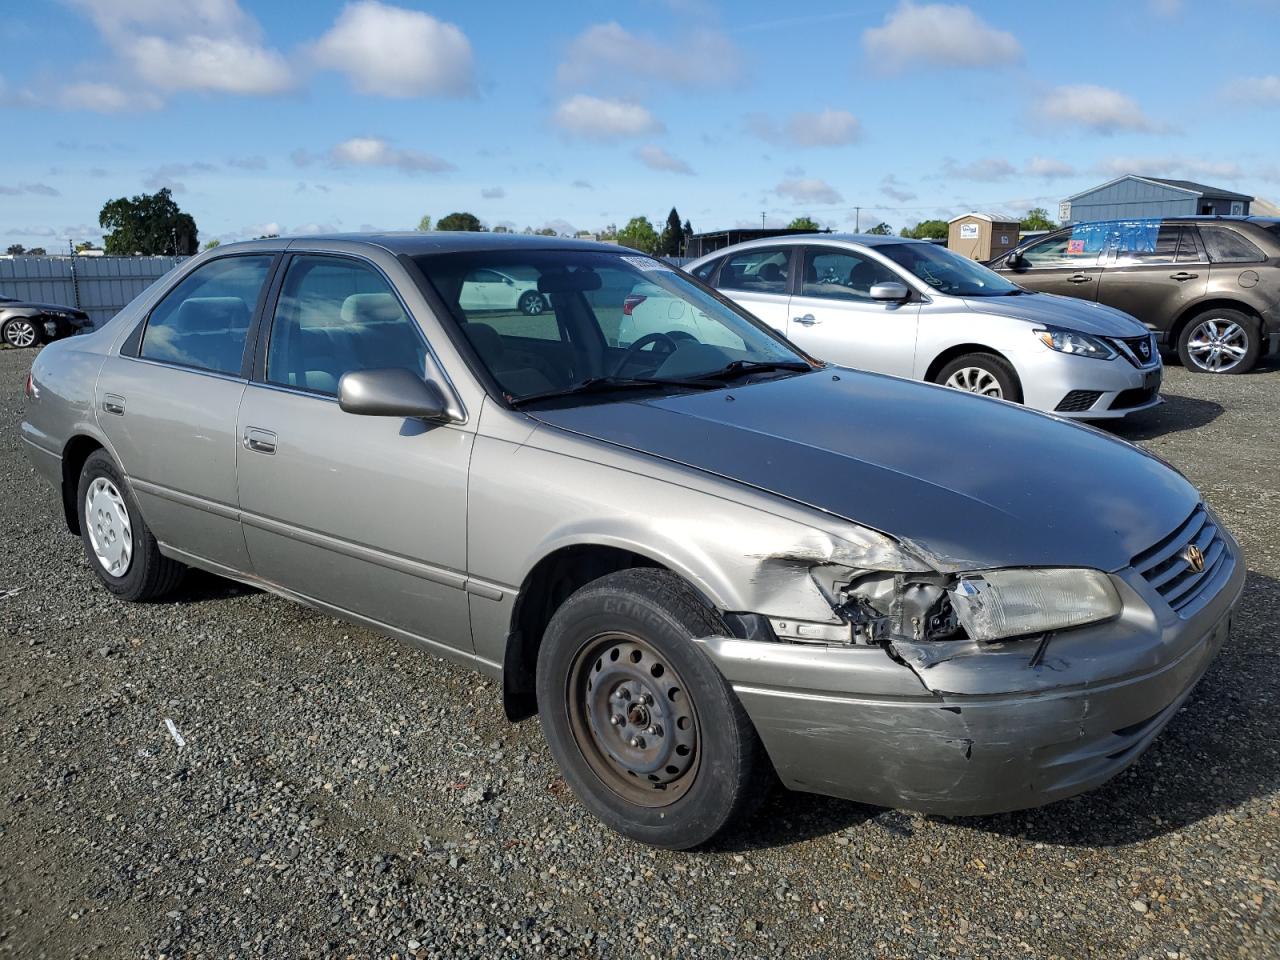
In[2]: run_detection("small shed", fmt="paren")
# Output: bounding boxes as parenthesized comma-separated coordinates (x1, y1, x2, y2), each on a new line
(947, 213, 1020, 261)
(1061, 176, 1253, 223)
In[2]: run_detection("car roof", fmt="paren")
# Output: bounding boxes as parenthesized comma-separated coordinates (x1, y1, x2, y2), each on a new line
(213, 232, 626, 258)
(690, 232, 919, 260)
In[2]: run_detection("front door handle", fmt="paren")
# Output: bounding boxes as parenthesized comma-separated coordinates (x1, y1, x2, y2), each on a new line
(1169, 271, 1199, 281)
(243, 427, 277, 455)
(101, 394, 126, 416)
(793, 314, 819, 325)
(1067, 274, 1093, 284)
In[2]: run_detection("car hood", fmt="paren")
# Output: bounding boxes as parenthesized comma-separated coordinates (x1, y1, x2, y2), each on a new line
(529, 370, 1198, 571)
(960, 292, 1148, 337)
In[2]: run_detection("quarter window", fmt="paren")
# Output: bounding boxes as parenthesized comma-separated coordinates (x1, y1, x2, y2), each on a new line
(266, 256, 426, 396)
(799, 248, 901, 301)
(1199, 226, 1264, 264)
(717, 248, 791, 294)
(141, 255, 272, 375)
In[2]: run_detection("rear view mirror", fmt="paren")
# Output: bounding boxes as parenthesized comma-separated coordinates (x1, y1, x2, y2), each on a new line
(869, 282, 911, 302)
(339, 368, 449, 420)
(537, 268, 602, 293)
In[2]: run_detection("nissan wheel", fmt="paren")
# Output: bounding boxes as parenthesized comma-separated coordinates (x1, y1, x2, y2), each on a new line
(935, 352, 1023, 402)
(2, 317, 40, 348)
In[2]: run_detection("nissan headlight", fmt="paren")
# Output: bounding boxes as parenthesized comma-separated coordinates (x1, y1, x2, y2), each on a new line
(1035, 327, 1115, 359)
(949, 568, 1120, 642)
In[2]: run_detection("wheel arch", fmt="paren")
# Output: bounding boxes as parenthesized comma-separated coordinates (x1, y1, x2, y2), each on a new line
(1169, 298, 1262, 346)
(60, 434, 106, 535)
(923, 342, 1016, 385)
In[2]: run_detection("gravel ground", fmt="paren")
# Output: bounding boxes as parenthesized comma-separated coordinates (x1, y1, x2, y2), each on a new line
(1, 345, 1277, 960)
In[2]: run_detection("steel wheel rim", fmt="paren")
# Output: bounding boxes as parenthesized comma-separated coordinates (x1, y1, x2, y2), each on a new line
(566, 631, 700, 807)
(1187, 319, 1247, 372)
(85, 477, 133, 577)
(945, 366, 1003, 398)
(5, 320, 36, 347)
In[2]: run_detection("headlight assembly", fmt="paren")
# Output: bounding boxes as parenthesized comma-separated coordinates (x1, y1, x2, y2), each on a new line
(1035, 327, 1115, 359)
(948, 568, 1120, 642)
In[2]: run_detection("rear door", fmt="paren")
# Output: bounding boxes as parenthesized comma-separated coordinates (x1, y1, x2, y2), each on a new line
(711, 246, 795, 333)
(998, 227, 1104, 300)
(783, 245, 919, 376)
(1096, 222, 1208, 331)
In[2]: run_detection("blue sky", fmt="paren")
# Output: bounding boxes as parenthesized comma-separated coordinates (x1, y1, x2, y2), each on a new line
(2, 0, 1280, 249)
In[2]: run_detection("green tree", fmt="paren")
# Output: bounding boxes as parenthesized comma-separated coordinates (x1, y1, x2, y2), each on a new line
(866, 222, 893, 235)
(27, 246, 46, 256)
(491, 224, 511, 234)
(98, 187, 198, 255)
(74, 241, 97, 253)
(615, 216, 660, 254)
(417, 214, 432, 232)
(659, 207, 684, 256)
(1020, 207, 1055, 231)
(5, 244, 25, 255)
(535, 227, 557, 236)
(436, 212, 483, 232)
(900, 219, 949, 240)
(787, 216, 820, 231)
(203, 239, 221, 250)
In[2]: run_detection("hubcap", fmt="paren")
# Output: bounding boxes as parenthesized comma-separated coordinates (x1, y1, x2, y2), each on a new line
(945, 366, 1003, 398)
(1187, 319, 1247, 372)
(85, 477, 133, 577)
(567, 633, 699, 807)
(5, 320, 36, 347)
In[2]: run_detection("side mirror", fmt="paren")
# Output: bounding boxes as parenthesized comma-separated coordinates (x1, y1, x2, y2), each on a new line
(1005, 251, 1025, 269)
(338, 368, 450, 420)
(869, 281, 911, 302)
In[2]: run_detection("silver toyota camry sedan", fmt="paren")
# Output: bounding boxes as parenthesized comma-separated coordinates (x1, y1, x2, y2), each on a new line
(22, 233, 1243, 849)
(685, 235, 1163, 418)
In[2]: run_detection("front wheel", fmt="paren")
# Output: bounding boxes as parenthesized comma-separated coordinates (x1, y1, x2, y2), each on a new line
(518, 290, 547, 316)
(935, 352, 1022, 403)
(2, 317, 40, 348)
(1177, 309, 1260, 374)
(536, 569, 770, 849)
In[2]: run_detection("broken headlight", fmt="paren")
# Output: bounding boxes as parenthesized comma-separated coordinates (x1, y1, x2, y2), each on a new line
(1035, 327, 1115, 359)
(948, 568, 1120, 642)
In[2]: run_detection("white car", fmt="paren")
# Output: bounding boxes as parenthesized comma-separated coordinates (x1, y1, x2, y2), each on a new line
(686, 235, 1163, 419)
(459, 268, 548, 315)
(615, 281, 745, 350)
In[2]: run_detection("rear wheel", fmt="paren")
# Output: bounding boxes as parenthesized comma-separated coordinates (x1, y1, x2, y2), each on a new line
(936, 352, 1022, 402)
(518, 290, 547, 316)
(77, 451, 185, 600)
(1177, 308, 1260, 374)
(2, 317, 40, 348)
(536, 569, 769, 849)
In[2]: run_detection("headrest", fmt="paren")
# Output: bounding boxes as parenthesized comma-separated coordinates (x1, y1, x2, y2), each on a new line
(340, 292, 403, 325)
(758, 262, 783, 282)
(172, 297, 248, 333)
(463, 322, 504, 361)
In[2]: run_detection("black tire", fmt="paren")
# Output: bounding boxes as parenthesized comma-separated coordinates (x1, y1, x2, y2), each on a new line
(2, 317, 41, 348)
(76, 450, 185, 601)
(535, 568, 770, 849)
(1176, 308, 1261, 375)
(518, 290, 546, 316)
(935, 352, 1022, 403)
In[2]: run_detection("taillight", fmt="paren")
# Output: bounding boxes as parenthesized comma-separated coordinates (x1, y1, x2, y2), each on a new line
(622, 294, 647, 316)
(24, 372, 35, 400)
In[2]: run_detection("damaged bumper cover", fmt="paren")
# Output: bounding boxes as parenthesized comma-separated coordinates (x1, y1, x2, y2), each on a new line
(695, 547, 1244, 817)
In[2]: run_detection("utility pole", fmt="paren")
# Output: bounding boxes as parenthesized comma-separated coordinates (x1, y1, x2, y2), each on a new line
(854, 206, 861, 232)
(761, 211, 766, 228)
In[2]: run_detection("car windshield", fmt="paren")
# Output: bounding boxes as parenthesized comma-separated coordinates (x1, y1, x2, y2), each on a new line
(416, 249, 812, 403)
(876, 242, 1022, 297)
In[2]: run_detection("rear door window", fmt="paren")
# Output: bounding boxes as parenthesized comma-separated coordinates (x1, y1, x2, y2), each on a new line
(1111, 223, 1182, 264)
(716, 247, 792, 294)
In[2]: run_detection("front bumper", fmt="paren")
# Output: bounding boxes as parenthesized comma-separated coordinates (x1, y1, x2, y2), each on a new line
(1018, 349, 1163, 420)
(697, 538, 1244, 816)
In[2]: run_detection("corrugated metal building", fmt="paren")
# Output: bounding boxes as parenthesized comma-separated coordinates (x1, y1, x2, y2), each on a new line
(0, 255, 185, 327)
(1061, 176, 1253, 223)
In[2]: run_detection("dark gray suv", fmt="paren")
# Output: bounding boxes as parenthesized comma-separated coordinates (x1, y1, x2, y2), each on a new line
(989, 216, 1280, 373)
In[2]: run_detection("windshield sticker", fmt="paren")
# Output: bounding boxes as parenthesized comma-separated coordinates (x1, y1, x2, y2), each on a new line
(621, 255, 672, 272)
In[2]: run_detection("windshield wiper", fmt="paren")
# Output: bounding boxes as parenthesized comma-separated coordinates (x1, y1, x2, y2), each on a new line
(688, 359, 815, 382)
(509, 375, 719, 408)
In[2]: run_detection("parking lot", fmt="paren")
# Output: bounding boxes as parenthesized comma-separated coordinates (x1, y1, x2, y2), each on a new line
(0, 344, 1277, 959)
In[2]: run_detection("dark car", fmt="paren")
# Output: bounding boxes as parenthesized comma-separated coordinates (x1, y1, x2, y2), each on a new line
(0, 296, 93, 348)
(989, 216, 1280, 374)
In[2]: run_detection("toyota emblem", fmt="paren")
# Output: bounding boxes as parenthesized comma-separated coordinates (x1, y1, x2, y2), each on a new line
(1183, 544, 1205, 573)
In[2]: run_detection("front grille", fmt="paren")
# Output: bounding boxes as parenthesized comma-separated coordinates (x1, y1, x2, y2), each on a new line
(1110, 386, 1158, 410)
(1055, 389, 1101, 412)
(1106, 335, 1159, 369)
(1131, 505, 1231, 617)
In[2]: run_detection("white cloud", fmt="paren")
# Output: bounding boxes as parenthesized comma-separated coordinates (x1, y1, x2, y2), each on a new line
(749, 109, 861, 147)
(57, 81, 162, 113)
(571, 179, 593, 190)
(863, 2, 1022, 72)
(0, 183, 62, 197)
(551, 95, 663, 141)
(480, 186, 505, 199)
(227, 155, 268, 170)
(246, 221, 283, 237)
(775, 178, 844, 205)
(1036, 84, 1159, 134)
(1025, 156, 1077, 179)
(556, 22, 743, 92)
(1223, 75, 1280, 105)
(880, 174, 916, 202)
(311, 1, 474, 97)
(635, 145, 694, 174)
(1093, 155, 1246, 181)
(328, 137, 455, 173)
(1147, 0, 1182, 16)
(943, 157, 1017, 181)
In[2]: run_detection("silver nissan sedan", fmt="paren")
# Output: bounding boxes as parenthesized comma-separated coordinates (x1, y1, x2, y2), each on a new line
(21, 233, 1244, 849)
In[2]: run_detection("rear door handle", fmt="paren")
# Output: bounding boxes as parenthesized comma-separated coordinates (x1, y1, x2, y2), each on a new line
(1067, 274, 1093, 284)
(101, 394, 126, 416)
(793, 314, 819, 325)
(243, 427, 277, 455)
(1169, 271, 1199, 281)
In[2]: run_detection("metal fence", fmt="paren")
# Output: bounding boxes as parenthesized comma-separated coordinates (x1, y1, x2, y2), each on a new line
(0, 256, 187, 328)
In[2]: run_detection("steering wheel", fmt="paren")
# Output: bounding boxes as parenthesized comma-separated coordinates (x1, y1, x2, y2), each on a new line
(612, 331, 678, 376)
